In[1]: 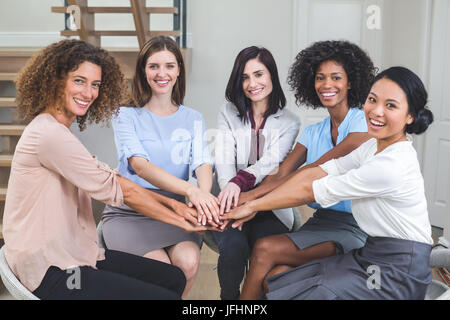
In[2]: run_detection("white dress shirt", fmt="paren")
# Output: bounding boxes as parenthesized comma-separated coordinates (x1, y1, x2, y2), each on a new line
(313, 138, 433, 245)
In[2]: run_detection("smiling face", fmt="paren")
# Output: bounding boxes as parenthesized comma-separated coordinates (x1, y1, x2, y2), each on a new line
(314, 60, 350, 109)
(364, 77, 414, 150)
(145, 49, 180, 97)
(62, 61, 101, 124)
(242, 58, 273, 106)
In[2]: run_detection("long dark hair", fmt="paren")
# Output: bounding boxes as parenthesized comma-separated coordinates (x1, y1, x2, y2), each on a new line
(225, 46, 286, 123)
(373, 66, 433, 134)
(129, 36, 185, 108)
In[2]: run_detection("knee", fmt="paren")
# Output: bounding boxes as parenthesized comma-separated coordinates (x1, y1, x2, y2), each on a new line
(174, 249, 200, 280)
(263, 276, 270, 294)
(251, 237, 274, 264)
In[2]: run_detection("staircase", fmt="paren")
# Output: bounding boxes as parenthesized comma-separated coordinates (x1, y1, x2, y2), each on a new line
(52, 0, 185, 49)
(0, 48, 28, 239)
(0, 1, 190, 239)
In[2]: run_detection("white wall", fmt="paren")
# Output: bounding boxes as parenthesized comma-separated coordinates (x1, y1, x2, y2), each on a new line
(0, 0, 65, 46)
(185, 0, 294, 130)
(381, 0, 429, 78)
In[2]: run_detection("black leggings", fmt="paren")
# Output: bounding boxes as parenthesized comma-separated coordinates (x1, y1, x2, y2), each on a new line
(32, 250, 186, 300)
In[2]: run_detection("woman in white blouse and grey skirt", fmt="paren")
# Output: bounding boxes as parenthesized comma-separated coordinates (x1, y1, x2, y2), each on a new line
(222, 66, 434, 300)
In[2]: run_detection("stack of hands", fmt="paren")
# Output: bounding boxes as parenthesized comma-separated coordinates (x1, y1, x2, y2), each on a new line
(172, 182, 255, 234)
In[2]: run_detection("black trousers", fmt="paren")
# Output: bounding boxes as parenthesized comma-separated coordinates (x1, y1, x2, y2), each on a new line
(32, 249, 186, 300)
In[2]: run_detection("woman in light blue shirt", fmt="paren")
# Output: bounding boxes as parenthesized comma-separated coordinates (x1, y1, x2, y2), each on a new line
(101, 36, 219, 298)
(235, 40, 377, 299)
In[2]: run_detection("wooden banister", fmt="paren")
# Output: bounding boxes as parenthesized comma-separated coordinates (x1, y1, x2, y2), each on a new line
(66, 0, 100, 46)
(52, 1, 182, 49)
(129, 0, 150, 49)
(52, 6, 179, 14)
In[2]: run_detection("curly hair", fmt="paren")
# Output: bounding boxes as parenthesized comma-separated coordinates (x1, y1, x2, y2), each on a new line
(15, 39, 126, 131)
(288, 40, 377, 109)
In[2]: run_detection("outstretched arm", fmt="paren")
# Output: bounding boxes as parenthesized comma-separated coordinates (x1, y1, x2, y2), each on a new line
(239, 132, 370, 205)
(222, 167, 327, 229)
(130, 157, 219, 225)
(117, 175, 214, 233)
(238, 143, 307, 204)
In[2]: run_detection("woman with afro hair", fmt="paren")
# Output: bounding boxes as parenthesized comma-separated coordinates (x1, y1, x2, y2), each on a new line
(233, 40, 377, 299)
(3, 39, 210, 299)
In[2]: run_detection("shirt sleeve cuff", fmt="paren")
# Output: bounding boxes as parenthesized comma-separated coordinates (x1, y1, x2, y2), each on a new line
(319, 159, 340, 176)
(312, 176, 339, 208)
(229, 170, 256, 192)
(124, 152, 150, 175)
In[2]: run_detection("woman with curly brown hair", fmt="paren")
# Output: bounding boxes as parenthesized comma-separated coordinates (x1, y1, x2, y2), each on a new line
(232, 40, 377, 299)
(3, 39, 209, 299)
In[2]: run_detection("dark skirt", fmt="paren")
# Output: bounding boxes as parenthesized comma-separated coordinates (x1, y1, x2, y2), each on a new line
(266, 236, 432, 300)
(286, 209, 367, 254)
(101, 189, 201, 256)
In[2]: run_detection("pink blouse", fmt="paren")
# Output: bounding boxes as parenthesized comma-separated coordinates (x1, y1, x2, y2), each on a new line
(3, 113, 124, 292)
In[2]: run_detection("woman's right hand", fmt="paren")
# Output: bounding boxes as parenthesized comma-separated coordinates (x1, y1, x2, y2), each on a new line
(218, 182, 241, 215)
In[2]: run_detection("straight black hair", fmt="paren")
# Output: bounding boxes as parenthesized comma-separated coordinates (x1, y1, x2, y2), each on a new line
(225, 46, 286, 123)
(373, 66, 433, 134)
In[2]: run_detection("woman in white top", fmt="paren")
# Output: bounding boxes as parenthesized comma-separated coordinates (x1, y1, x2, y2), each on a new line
(223, 66, 434, 299)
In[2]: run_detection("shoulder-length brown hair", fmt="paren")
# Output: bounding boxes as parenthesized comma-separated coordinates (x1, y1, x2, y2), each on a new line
(15, 39, 126, 131)
(129, 36, 186, 108)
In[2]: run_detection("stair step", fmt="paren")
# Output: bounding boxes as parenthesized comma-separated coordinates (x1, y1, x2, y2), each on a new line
(0, 187, 6, 201)
(0, 155, 13, 167)
(0, 97, 16, 108)
(0, 73, 17, 81)
(52, 6, 178, 14)
(0, 125, 25, 136)
(61, 30, 181, 37)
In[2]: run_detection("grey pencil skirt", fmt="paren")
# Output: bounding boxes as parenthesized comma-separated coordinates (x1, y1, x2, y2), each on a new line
(286, 209, 368, 254)
(266, 236, 432, 300)
(101, 189, 201, 256)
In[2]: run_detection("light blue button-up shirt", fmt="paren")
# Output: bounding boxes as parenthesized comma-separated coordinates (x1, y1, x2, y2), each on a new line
(298, 107, 368, 213)
(112, 105, 212, 189)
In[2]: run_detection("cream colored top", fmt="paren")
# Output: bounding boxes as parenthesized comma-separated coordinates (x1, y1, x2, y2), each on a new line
(3, 113, 124, 292)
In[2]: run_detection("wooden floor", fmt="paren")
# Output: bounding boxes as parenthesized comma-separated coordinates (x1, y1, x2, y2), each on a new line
(184, 244, 221, 300)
